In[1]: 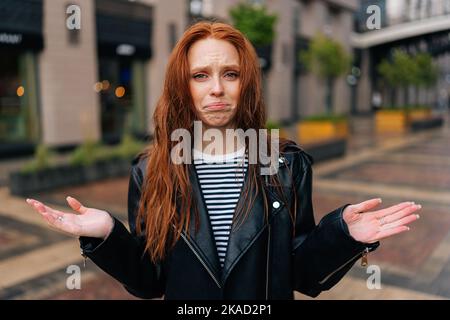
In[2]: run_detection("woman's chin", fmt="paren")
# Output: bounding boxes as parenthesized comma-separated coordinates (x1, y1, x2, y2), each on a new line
(203, 118, 235, 129)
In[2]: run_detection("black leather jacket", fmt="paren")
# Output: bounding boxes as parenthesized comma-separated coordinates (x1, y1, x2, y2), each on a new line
(79, 142, 379, 299)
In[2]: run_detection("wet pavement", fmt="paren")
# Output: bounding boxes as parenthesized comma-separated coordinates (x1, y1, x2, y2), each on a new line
(1, 113, 449, 299)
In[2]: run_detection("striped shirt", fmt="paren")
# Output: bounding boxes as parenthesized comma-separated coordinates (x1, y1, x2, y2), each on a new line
(193, 146, 248, 268)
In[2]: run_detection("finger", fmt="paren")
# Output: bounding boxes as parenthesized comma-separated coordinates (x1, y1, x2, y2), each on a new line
(374, 201, 415, 219)
(26, 199, 79, 236)
(377, 225, 410, 241)
(350, 198, 382, 214)
(381, 204, 421, 225)
(66, 196, 88, 214)
(26, 199, 62, 221)
(38, 210, 76, 236)
(382, 211, 420, 230)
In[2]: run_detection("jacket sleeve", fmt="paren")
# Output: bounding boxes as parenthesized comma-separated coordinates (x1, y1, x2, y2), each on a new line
(291, 151, 379, 297)
(79, 160, 165, 299)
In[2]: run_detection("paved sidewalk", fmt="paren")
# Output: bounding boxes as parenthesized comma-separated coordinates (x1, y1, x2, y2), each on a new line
(1, 113, 449, 300)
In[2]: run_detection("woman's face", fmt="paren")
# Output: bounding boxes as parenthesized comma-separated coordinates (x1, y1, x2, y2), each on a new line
(188, 38, 240, 130)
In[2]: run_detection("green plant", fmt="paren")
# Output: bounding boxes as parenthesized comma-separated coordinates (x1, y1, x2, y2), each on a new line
(414, 53, 437, 87)
(377, 104, 432, 112)
(69, 140, 102, 166)
(68, 134, 145, 167)
(265, 120, 281, 130)
(115, 133, 145, 160)
(407, 104, 432, 110)
(412, 53, 438, 105)
(302, 113, 348, 123)
(299, 33, 351, 113)
(229, 2, 278, 47)
(95, 145, 121, 162)
(21, 144, 55, 173)
(377, 49, 418, 107)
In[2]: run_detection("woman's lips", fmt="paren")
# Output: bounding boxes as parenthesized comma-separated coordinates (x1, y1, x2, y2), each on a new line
(205, 103, 228, 111)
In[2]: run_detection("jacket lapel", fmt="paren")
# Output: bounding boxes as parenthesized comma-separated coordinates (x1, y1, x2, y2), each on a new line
(183, 164, 222, 283)
(221, 158, 289, 284)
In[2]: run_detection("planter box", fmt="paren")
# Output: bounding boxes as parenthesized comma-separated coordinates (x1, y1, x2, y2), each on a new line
(274, 128, 288, 139)
(9, 159, 132, 197)
(375, 110, 409, 133)
(407, 109, 431, 121)
(297, 120, 348, 144)
(411, 116, 444, 132)
(376, 109, 438, 133)
(302, 138, 347, 163)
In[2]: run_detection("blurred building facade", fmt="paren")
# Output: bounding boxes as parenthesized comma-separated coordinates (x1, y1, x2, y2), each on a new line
(352, 0, 450, 113)
(185, 0, 360, 125)
(1, 0, 448, 155)
(0, 0, 187, 153)
(0, 0, 359, 154)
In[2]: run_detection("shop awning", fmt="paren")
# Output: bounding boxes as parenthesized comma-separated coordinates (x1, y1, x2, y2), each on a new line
(96, 0, 153, 59)
(0, 0, 43, 51)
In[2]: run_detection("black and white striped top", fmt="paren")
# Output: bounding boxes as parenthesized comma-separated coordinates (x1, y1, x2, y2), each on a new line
(193, 147, 248, 268)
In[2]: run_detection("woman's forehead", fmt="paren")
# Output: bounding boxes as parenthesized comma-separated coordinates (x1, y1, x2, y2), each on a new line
(188, 38, 239, 69)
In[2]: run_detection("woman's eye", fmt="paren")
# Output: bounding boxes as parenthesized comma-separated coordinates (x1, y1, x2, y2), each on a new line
(225, 72, 239, 79)
(193, 74, 207, 79)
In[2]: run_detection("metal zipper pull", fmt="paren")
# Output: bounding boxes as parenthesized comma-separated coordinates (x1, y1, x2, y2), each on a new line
(81, 250, 87, 268)
(361, 248, 370, 267)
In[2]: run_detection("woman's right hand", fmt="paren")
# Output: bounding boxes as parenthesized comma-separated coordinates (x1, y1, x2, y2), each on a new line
(26, 196, 114, 240)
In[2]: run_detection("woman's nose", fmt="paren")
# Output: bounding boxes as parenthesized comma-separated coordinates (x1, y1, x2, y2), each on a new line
(210, 77, 224, 96)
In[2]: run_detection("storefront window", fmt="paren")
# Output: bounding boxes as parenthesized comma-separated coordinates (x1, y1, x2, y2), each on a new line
(0, 49, 22, 141)
(0, 49, 38, 143)
(98, 56, 146, 143)
(95, 0, 152, 143)
(0, 0, 43, 147)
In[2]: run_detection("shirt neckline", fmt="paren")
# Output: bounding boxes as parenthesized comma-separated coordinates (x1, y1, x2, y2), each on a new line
(192, 146, 246, 162)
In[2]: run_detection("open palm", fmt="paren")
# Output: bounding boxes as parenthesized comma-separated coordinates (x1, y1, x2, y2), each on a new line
(343, 199, 421, 244)
(26, 197, 114, 239)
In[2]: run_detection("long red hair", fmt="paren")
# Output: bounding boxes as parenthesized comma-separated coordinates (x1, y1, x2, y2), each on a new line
(136, 21, 296, 262)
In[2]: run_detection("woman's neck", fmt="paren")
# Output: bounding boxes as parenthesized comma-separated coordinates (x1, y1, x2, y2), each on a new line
(194, 122, 245, 156)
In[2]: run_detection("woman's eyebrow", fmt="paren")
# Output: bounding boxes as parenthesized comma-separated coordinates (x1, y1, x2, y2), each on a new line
(190, 64, 240, 73)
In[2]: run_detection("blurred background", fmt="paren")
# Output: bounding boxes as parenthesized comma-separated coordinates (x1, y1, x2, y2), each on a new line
(0, 0, 449, 300)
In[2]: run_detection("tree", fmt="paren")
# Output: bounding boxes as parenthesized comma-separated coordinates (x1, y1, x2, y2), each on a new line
(377, 49, 417, 107)
(229, 2, 277, 47)
(412, 53, 438, 105)
(299, 33, 351, 114)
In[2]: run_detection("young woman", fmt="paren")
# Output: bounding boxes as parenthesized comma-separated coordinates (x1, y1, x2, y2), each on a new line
(26, 22, 420, 300)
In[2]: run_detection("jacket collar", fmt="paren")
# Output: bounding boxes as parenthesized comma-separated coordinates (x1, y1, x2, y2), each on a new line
(183, 154, 291, 286)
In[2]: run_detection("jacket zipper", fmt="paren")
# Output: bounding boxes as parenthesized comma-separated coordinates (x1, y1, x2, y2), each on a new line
(265, 224, 271, 300)
(318, 247, 370, 285)
(360, 247, 370, 267)
(81, 250, 87, 268)
(179, 232, 222, 289)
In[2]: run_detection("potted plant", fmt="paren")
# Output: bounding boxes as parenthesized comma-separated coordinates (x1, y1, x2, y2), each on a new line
(376, 50, 416, 133)
(230, 2, 277, 71)
(376, 50, 440, 132)
(297, 33, 351, 146)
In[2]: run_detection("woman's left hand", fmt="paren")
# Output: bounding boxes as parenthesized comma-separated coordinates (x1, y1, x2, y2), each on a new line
(342, 198, 421, 244)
